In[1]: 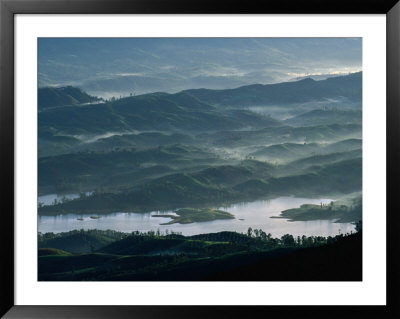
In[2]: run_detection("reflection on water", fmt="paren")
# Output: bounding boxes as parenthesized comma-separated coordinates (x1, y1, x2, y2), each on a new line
(38, 196, 356, 237)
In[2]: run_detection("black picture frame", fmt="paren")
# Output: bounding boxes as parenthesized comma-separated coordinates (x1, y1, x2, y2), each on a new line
(1, 0, 399, 318)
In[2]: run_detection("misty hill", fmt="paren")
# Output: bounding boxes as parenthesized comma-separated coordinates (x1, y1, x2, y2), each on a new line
(38, 131, 198, 158)
(79, 132, 196, 152)
(328, 138, 362, 151)
(205, 124, 361, 148)
(38, 130, 82, 158)
(285, 109, 362, 127)
(184, 72, 362, 106)
(37, 74, 363, 217)
(39, 91, 280, 136)
(234, 157, 362, 198)
(38, 160, 274, 215)
(38, 144, 223, 194)
(282, 157, 362, 194)
(38, 157, 361, 215)
(38, 86, 102, 110)
(250, 143, 320, 162)
(38, 74, 360, 140)
(286, 149, 362, 171)
(37, 75, 361, 158)
(249, 139, 361, 163)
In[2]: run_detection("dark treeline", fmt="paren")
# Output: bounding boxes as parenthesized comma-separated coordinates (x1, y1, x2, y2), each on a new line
(39, 225, 361, 253)
(38, 227, 362, 281)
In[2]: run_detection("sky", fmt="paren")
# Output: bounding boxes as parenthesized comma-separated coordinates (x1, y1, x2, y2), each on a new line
(38, 38, 362, 98)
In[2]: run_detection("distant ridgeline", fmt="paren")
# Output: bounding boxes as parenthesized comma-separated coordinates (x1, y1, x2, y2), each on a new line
(38, 72, 361, 111)
(183, 72, 362, 106)
(38, 86, 102, 110)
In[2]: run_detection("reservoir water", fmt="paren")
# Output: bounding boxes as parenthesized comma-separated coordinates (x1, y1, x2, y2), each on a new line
(37, 196, 356, 237)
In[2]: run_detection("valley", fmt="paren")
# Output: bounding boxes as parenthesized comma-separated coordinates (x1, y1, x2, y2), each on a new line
(37, 70, 363, 281)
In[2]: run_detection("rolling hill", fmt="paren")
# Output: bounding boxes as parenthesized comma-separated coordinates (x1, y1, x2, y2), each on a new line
(38, 144, 223, 194)
(285, 109, 362, 127)
(38, 86, 102, 110)
(38, 91, 280, 136)
(249, 139, 361, 163)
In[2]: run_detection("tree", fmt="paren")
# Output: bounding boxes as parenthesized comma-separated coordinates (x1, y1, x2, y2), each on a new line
(253, 229, 260, 238)
(260, 231, 267, 241)
(281, 234, 295, 246)
(247, 227, 253, 237)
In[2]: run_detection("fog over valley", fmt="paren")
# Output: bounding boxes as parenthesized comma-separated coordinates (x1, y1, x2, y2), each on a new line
(37, 38, 363, 281)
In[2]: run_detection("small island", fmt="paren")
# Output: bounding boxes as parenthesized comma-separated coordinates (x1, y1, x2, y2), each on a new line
(271, 199, 362, 223)
(152, 208, 235, 225)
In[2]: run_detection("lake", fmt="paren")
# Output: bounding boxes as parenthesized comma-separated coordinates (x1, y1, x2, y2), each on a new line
(37, 196, 356, 237)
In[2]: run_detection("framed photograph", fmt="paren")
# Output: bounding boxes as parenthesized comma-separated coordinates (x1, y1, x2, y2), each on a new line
(1, 0, 399, 318)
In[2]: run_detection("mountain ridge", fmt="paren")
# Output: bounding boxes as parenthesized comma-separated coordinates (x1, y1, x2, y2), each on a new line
(38, 86, 102, 110)
(182, 72, 362, 106)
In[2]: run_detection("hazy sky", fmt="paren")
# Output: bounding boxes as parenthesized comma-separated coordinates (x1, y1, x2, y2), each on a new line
(38, 38, 362, 98)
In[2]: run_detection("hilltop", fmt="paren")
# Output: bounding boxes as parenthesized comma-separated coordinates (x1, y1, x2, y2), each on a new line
(38, 86, 102, 110)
